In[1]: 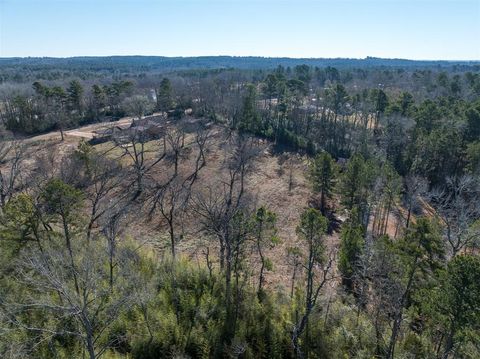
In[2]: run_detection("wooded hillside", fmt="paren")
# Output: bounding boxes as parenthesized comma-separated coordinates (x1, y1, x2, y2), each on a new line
(0, 60, 479, 358)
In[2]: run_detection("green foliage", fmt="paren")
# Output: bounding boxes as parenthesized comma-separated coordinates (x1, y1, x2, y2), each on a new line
(398, 217, 445, 270)
(156, 78, 174, 111)
(253, 206, 278, 298)
(464, 99, 480, 142)
(0, 193, 39, 243)
(337, 154, 376, 220)
(423, 255, 480, 356)
(74, 139, 95, 174)
(129, 259, 291, 359)
(2, 95, 51, 133)
(466, 141, 480, 174)
(240, 84, 261, 133)
(40, 178, 83, 220)
(253, 207, 279, 249)
(338, 208, 365, 289)
(2, 61, 480, 359)
(370, 88, 388, 115)
(309, 151, 336, 213)
(394, 218, 446, 326)
(66, 79, 84, 115)
(412, 122, 464, 185)
(0, 229, 142, 358)
(323, 301, 377, 358)
(398, 91, 415, 116)
(296, 208, 328, 263)
(326, 84, 349, 114)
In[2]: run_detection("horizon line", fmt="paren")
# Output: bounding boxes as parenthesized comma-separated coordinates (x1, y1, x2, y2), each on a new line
(1, 55, 479, 62)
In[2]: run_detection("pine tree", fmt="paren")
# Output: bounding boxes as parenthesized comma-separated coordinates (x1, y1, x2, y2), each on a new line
(309, 151, 336, 215)
(156, 78, 174, 112)
(240, 84, 261, 133)
(338, 207, 365, 291)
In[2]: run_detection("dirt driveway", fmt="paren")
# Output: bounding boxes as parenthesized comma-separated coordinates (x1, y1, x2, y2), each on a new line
(26, 116, 136, 142)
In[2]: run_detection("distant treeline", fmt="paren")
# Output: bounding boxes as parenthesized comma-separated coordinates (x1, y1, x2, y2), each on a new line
(0, 56, 479, 80)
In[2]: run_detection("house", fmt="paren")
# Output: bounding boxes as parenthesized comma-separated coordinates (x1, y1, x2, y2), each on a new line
(90, 114, 167, 145)
(130, 118, 164, 139)
(90, 124, 130, 144)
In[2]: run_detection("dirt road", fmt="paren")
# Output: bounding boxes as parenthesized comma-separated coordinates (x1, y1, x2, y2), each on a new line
(26, 116, 135, 142)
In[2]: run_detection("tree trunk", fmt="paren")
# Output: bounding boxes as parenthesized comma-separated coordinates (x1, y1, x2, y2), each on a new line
(387, 260, 417, 358)
(169, 219, 176, 260)
(62, 216, 79, 295)
(441, 324, 456, 359)
(290, 264, 297, 299)
(85, 328, 96, 359)
(109, 238, 115, 289)
(320, 190, 325, 215)
(257, 238, 265, 298)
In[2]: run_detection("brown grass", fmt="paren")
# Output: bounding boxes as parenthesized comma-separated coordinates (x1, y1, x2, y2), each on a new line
(8, 115, 418, 294)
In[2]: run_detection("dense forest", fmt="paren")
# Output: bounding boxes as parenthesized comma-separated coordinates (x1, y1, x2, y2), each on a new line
(0, 57, 479, 358)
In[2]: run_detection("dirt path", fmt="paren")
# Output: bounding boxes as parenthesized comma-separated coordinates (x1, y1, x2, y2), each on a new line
(25, 116, 135, 142)
(64, 130, 95, 139)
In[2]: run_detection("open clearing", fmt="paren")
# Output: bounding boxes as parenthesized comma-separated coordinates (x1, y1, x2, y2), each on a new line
(12, 114, 405, 290)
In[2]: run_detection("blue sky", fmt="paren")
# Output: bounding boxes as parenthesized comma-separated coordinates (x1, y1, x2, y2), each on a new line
(0, 0, 479, 59)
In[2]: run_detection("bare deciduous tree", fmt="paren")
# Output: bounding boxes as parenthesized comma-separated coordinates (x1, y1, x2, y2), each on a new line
(429, 175, 480, 256)
(403, 174, 428, 229)
(292, 208, 335, 358)
(0, 139, 26, 209)
(113, 126, 166, 197)
(148, 126, 209, 259)
(2, 235, 140, 359)
(194, 134, 260, 339)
